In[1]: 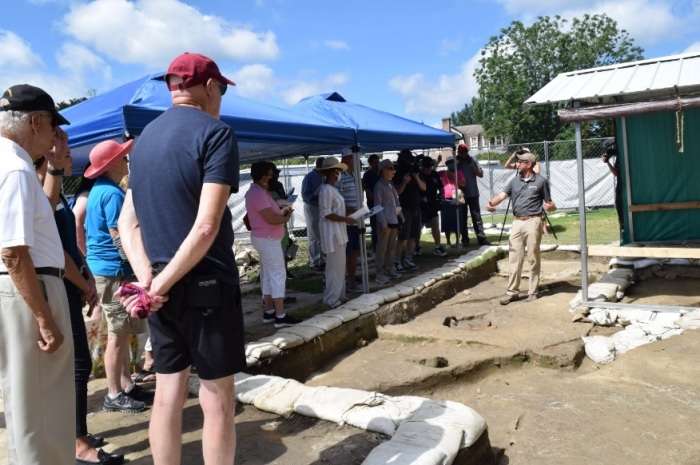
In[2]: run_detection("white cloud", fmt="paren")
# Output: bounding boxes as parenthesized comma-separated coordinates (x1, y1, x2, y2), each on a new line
(496, 0, 698, 50)
(0, 30, 45, 71)
(231, 64, 276, 100)
(683, 41, 700, 53)
(439, 36, 462, 56)
(281, 72, 349, 106)
(62, 0, 280, 70)
(388, 51, 480, 118)
(323, 40, 350, 51)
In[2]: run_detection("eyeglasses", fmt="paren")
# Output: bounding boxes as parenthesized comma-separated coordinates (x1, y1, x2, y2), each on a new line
(32, 112, 56, 128)
(216, 81, 227, 96)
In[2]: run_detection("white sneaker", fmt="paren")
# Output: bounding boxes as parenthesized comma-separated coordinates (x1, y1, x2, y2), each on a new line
(403, 258, 419, 270)
(394, 260, 405, 272)
(375, 274, 390, 284)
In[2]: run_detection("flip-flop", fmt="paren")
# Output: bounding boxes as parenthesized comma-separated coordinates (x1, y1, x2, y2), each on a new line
(133, 366, 156, 383)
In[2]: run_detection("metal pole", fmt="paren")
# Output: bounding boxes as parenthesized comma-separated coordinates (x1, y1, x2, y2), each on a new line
(453, 149, 462, 254)
(352, 145, 370, 294)
(574, 107, 589, 302)
(543, 140, 550, 181)
(621, 117, 633, 243)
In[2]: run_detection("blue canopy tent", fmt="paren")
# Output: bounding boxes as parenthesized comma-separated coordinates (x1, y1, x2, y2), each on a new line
(287, 92, 456, 151)
(60, 74, 356, 169)
(288, 92, 457, 292)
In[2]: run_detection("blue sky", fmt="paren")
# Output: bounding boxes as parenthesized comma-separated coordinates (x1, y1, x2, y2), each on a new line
(2, 0, 699, 128)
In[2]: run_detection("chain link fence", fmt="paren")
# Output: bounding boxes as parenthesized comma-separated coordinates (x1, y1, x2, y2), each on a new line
(63, 137, 614, 237)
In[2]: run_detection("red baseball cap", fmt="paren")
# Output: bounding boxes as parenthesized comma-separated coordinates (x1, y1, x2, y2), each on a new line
(164, 52, 235, 91)
(457, 143, 469, 152)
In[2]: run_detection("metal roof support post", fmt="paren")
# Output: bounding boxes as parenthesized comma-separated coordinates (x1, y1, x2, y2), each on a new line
(454, 148, 462, 254)
(352, 145, 370, 294)
(621, 117, 634, 242)
(543, 140, 550, 181)
(574, 105, 589, 302)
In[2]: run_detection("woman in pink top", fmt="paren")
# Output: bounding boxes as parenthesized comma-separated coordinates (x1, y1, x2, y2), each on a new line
(439, 157, 467, 248)
(245, 161, 300, 328)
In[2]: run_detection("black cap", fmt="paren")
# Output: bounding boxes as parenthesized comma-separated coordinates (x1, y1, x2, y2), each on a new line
(421, 157, 435, 167)
(0, 84, 70, 126)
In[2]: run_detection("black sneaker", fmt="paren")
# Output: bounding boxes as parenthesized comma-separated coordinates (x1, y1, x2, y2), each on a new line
(274, 313, 302, 328)
(125, 383, 154, 404)
(263, 310, 275, 323)
(103, 391, 147, 413)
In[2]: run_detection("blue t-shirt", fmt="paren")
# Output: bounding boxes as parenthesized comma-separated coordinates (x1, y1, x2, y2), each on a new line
(129, 105, 240, 283)
(85, 177, 132, 277)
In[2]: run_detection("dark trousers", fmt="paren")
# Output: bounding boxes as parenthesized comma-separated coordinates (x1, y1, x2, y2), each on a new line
(460, 194, 487, 244)
(66, 282, 92, 438)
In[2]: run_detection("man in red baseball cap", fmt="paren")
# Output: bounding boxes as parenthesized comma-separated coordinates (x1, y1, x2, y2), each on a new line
(119, 52, 243, 464)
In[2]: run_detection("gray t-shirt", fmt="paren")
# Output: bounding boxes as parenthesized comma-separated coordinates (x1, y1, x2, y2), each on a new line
(505, 173, 551, 217)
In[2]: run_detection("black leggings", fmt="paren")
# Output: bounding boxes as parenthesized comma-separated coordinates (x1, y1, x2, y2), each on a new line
(66, 282, 93, 438)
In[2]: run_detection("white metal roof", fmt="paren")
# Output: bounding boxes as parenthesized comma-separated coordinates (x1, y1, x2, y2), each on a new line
(524, 51, 700, 109)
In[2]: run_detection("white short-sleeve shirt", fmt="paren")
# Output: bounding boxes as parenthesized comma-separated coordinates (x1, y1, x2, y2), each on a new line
(0, 137, 64, 270)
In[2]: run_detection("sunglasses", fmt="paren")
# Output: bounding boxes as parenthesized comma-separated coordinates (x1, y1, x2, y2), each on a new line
(217, 82, 227, 96)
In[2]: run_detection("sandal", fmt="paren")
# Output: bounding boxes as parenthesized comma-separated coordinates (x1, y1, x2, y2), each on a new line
(132, 366, 156, 383)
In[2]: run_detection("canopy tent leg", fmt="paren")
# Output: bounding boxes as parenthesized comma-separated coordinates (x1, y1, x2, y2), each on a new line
(574, 114, 589, 302)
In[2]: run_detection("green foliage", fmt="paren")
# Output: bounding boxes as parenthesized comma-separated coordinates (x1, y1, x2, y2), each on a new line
(450, 97, 480, 125)
(473, 14, 644, 143)
(55, 89, 96, 110)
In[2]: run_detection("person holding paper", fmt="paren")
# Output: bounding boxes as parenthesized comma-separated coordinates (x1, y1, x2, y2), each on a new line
(318, 157, 356, 308)
(373, 160, 404, 284)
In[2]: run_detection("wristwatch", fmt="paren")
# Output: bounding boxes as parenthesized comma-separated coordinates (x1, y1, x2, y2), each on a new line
(47, 168, 65, 176)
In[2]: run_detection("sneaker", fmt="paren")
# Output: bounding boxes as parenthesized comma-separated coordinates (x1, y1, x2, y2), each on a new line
(394, 260, 405, 272)
(526, 294, 538, 302)
(263, 310, 275, 323)
(103, 391, 147, 414)
(478, 239, 491, 246)
(414, 246, 422, 256)
(347, 283, 364, 293)
(274, 313, 302, 328)
(403, 258, 419, 270)
(434, 245, 448, 257)
(499, 294, 520, 306)
(375, 274, 390, 284)
(387, 270, 402, 279)
(125, 383, 154, 403)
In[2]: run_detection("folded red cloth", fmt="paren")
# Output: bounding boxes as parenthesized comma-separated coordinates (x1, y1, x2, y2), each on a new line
(116, 282, 152, 319)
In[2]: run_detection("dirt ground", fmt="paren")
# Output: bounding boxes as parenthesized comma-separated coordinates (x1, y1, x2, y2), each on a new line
(1, 251, 698, 464)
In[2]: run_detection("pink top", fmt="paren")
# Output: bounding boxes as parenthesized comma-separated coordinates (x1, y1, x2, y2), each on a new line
(245, 183, 284, 239)
(439, 170, 466, 199)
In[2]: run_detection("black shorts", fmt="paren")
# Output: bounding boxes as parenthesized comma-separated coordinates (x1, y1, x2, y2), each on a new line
(148, 277, 246, 380)
(398, 209, 421, 240)
(346, 225, 360, 253)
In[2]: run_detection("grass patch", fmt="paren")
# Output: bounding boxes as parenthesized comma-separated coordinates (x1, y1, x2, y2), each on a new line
(290, 301, 331, 319)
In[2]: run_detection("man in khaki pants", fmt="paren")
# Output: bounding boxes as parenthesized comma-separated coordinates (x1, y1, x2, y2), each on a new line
(486, 151, 556, 304)
(0, 84, 75, 464)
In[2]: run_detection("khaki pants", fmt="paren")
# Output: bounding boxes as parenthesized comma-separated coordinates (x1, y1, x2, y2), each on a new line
(507, 216, 543, 297)
(0, 275, 75, 465)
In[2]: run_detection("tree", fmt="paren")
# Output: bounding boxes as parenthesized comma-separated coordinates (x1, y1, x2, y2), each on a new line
(450, 97, 480, 125)
(55, 89, 96, 110)
(472, 14, 644, 143)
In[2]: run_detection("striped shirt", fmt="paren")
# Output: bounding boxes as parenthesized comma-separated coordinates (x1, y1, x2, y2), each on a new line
(319, 183, 348, 254)
(337, 171, 359, 209)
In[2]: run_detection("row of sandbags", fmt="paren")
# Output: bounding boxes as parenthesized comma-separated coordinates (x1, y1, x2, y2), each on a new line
(234, 373, 487, 465)
(244, 245, 497, 367)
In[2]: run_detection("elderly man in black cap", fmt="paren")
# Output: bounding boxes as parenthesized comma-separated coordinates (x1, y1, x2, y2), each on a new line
(487, 151, 556, 305)
(301, 156, 326, 270)
(0, 84, 75, 464)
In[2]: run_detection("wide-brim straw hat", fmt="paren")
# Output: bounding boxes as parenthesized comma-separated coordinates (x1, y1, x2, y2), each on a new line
(84, 139, 133, 179)
(320, 156, 347, 171)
